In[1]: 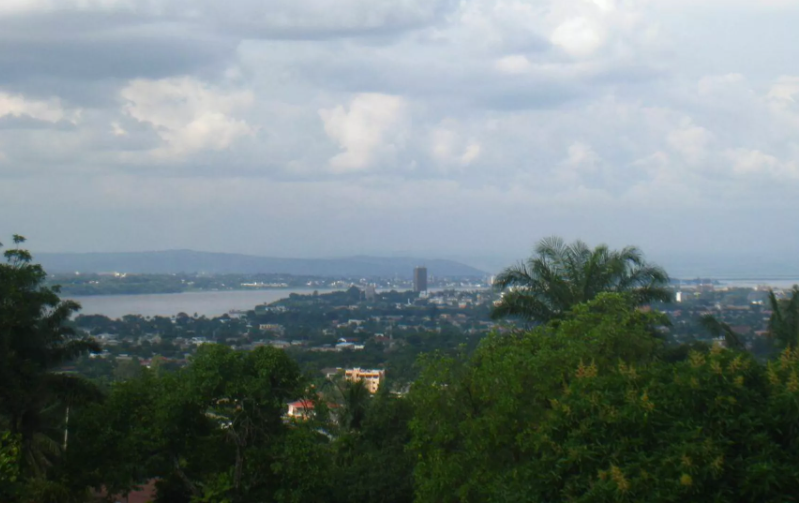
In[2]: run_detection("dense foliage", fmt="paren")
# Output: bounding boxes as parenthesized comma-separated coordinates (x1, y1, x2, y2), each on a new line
(59, 344, 415, 502)
(492, 236, 671, 323)
(5, 235, 799, 502)
(410, 293, 799, 501)
(0, 236, 100, 500)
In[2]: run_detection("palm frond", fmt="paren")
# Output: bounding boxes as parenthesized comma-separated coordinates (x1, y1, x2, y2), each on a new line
(43, 374, 104, 406)
(490, 290, 556, 322)
(492, 236, 670, 324)
(699, 314, 744, 350)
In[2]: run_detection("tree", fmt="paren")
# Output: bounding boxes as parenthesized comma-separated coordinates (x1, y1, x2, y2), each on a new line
(113, 358, 143, 381)
(698, 287, 799, 354)
(336, 380, 371, 434)
(411, 292, 799, 501)
(500, 346, 799, 502)
(67, 344, 314, 502)
(492, 236, 671, 323)
(0, 431, 21, 501)
(0, 235, 101, 481)
(330, 386, 415, 503)
(699, 314, 745, 351)
(410, 294, 666, 502)
(768, 286, 799, 349)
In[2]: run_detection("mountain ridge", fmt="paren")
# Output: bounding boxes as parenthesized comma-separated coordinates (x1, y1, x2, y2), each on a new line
(35, 250, 487, 277)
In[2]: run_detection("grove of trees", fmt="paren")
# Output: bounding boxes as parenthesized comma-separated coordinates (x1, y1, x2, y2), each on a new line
(3, 235, 799, 502)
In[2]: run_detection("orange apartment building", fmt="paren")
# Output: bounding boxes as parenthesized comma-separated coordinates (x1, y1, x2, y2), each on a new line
(344, 368, 385, 393)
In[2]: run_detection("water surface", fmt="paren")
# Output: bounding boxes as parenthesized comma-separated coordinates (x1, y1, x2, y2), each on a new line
(69, 289, 335, 318)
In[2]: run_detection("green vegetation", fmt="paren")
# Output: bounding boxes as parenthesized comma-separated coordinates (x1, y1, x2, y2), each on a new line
(767, 286, 799, 349)
(5, 234, 799, 502)
(0, 235, 101, 500)
(492, 236, 671, 323)
(410, 293, 799, 501)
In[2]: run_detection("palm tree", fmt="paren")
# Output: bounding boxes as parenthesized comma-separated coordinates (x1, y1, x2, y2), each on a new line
(492, 236, 672, 323)
(699, 314, 745, 351)
(0, 235, 101, 478)
(767, 286, 799, 349)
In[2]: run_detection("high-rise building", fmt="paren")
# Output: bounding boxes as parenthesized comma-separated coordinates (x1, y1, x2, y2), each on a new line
(413, 266, 428, 292)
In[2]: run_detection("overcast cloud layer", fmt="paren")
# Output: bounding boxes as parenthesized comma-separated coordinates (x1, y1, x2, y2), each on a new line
(2, 0, 799, 273)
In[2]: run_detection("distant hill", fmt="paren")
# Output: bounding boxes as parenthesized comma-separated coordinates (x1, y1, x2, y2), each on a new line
(35, 250, 486, 278)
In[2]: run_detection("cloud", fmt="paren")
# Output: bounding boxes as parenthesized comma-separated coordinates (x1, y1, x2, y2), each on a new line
(0, 91, 76, 123)
(726, 148, 799, 179)
(318, 93, 407, 173)
(494, 55, 533, 75)
(768, 76, 799, 106)
(551, 17, 607, 58)
(6, 0, 799, 260)
(0, 0, 459, 39)
(120, 77, 254, 158)
(565, 141, 600, 169)
(667, 119, 714, 165)
(429, 123, 483, 169)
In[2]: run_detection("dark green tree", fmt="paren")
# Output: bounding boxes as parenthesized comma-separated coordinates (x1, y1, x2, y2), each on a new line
(0, 235, 100, 482)
(502, 346, 799, 502)
(411, 292, 799, 501)
(410, 294, 666, 501)
(492, 236, 671, 323)
(67, 344, 318, 502)
(336, 380, 371, 434)
(768, 286, 799, 349)
(0, 431, 22, 501)
(330, 386, 415, 502)
(699, 314, 745, 351)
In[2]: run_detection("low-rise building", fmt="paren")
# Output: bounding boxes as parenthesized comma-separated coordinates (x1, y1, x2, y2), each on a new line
(286, 399, 315, 419)
(345, 368, 385, 393)
(321, 367, 343, 379)
(286, 399, 339, 420)
(259, 324, 285, 335)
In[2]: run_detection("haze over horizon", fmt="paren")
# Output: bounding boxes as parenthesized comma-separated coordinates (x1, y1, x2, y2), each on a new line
(2, 1, 799, 271)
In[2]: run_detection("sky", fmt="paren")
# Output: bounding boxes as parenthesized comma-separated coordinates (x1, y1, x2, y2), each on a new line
(2, 0, 799, 273)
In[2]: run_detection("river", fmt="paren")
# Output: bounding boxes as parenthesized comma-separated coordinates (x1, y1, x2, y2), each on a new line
(716, 279, 799, 289)
(68, 286, 487, 319)
(69, 289, 337, 318)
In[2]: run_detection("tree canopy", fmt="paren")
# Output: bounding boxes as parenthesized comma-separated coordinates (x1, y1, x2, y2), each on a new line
(0, 235, 100, 496)
(410, 293, 799, 502)
(6, 233, 799, 502)
(492, 236, 672, 323)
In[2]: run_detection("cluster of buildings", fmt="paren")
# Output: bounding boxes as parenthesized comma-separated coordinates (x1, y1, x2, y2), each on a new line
(285, 368, 386, 420)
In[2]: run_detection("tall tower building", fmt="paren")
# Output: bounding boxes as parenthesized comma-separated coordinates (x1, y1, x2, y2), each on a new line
(413, 266, 428, 293)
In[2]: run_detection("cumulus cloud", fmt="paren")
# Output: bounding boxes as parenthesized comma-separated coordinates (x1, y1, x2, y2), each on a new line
(0, 91, 77, 123)
(565, 142, 600, 169)
(120, 77, 254, 158)
(4, 0, 799, 259)
(0, 0, 459, 38)
(768, 76, 799, 107)
(318, 93, 407, 173)
(494, 55, 533, 75)
(667, 119, 714, 165)
(430, 121, 483, 170)
(726, 148, 799, 179)
(551, 17, 607, 58)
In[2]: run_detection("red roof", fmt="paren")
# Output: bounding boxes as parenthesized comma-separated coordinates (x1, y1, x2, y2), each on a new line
(288, 399, 340, 410)
(96, 478, 158, 503)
